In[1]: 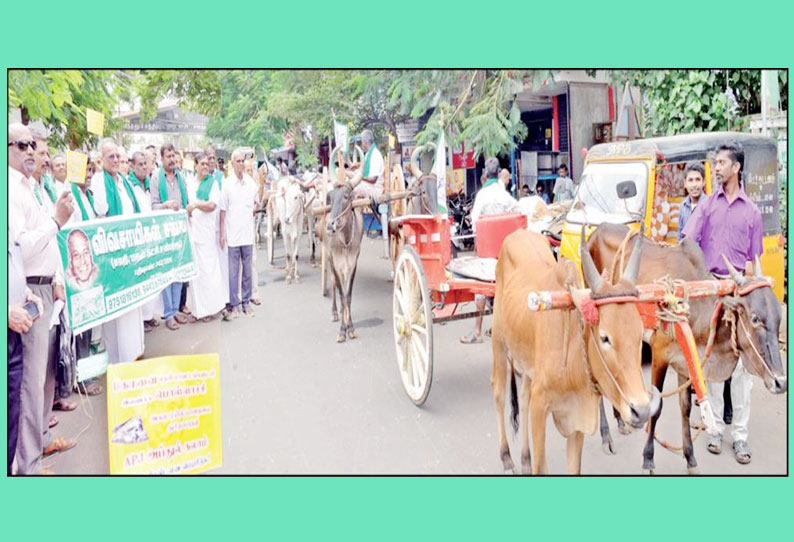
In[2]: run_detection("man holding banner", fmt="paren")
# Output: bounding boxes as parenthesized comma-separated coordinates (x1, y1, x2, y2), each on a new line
(89, 138, 145, 363)
(151, 143, 190, 331)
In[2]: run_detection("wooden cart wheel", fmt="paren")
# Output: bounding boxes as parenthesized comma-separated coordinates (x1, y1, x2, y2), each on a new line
(393, 245, 433, 406)
(266, 203, 276, 265)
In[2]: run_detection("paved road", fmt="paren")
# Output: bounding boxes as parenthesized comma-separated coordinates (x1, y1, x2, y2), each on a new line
(48, 231, 787, 475)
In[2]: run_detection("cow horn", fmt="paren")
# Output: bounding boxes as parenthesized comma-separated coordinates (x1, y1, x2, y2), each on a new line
(410, 142, 436, 177)
(580, 225, 603, 292)
(722, 255, 748, 286)
(622, 224, 645, 285)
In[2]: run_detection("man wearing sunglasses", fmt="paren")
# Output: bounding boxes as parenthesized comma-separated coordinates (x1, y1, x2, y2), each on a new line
(8, 123, 76, 474)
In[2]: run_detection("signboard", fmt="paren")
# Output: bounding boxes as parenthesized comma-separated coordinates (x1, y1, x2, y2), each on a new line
(452, 140, 476, 169)
(66, 150, 88, 184)
(56, 210, 197, 334)
(334, 121, 349, 154)
(450, 168, 466, 194)
(107, 354, 222, 475)
(86, 108, 105, 136)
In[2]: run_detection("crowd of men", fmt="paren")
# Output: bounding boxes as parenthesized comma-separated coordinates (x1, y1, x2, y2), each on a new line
(7, 122, 263, 474)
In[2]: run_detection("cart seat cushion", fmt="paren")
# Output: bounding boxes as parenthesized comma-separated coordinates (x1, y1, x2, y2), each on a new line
(446, 257, 498, 283)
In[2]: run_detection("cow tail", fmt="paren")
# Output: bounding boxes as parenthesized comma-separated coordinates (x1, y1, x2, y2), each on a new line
(509, 365, 519, 434)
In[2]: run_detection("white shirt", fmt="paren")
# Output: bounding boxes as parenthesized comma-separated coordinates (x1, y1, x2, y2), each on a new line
(55, 179, 67, 196)
(364, 145, 385, 186)
(553, 175, 576, 202)
(89, 170, 136, 217)
(221, 172, 259, 247)
(471, 180, 519, 230)
(7, 167, 64, 281)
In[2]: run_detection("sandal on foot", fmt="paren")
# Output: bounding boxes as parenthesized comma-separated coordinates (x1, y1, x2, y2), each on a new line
(43, 436, 76, 457)
(49, 416, 59, 429)
(460, 331, 483, 344)
(53, 398, 77, 411)
(165, 318, 180, 331)
(707, 434, 722, 455)
(733, 440, 752, 464)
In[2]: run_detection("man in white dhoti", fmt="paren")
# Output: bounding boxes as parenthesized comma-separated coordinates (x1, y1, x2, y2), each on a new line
(129, 151, 163, 332)
(186, 153, 227, 321)
(206, 146, 231, 315)
(89, 139, 145, 364)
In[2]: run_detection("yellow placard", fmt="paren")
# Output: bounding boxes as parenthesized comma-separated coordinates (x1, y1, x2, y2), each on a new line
(107, 354, 223, 475)
(66, 150, 88, 184)
(449, 168, 466, 193)
(388, 134, 396, 149)
(86, 108, 105, 136)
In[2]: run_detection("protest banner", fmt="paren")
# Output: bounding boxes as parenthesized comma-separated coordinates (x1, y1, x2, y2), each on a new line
(66, 149, 88, 184)
(56, 210, 197, 334)
(86, 108, 105, 136)
(107, 354, 222, 475)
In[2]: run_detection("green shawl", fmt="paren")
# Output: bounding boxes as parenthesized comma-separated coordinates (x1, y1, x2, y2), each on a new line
(196, 175, 215, 201)
(71, 182, 96, 221)
(103, 170, 141, 216)
(363, 143, 378, 178)
(158, 168, 188, 208)
(42, 174, 58, 202)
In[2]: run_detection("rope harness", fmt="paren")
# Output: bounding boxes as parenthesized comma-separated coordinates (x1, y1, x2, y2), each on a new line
(649, 276, 776, 454)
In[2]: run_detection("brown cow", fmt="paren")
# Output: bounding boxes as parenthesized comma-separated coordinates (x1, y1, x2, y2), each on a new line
(491, 226, 656, 474)
(317, 172, 365, 343)
(588, 223, 786, 474)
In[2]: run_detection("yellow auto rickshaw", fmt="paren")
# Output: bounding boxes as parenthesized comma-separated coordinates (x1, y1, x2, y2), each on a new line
(560, 132, 785, 301)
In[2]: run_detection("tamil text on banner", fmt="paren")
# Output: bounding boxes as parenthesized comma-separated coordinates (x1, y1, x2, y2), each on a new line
(432, 129, 448, 214)
(334, 121, 349, 154)
(86, 108, 105, 136)
(66, 150, 88, 184)
(57, 210, 197, 334)
(107, 354, 222, 475)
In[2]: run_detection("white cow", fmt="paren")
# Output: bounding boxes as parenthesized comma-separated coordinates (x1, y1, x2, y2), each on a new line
(276, 177, 305, 284)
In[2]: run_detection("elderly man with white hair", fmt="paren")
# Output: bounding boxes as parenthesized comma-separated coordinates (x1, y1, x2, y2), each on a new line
(8, 122, 76, 474)
(351, 129, 385, 199)
(219, 148, 260, 319)
(89, 138, 146, 363)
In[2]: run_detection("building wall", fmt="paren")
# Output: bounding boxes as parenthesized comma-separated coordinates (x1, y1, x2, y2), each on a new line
(568, 82, 611, 180)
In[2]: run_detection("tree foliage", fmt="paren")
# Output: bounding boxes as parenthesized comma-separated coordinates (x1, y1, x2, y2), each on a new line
(8, 69, 136, 149)
(389, 70, 543, 159)
(609, 70, 788, 137)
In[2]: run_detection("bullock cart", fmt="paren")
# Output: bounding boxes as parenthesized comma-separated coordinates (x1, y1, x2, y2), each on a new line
(391, 213, 745, 425)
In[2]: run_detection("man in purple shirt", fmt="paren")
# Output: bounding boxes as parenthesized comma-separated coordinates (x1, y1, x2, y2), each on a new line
(681, 141, 762, 465)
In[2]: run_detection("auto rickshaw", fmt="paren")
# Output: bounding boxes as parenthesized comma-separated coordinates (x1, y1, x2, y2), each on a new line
(560, 132, 785, 301)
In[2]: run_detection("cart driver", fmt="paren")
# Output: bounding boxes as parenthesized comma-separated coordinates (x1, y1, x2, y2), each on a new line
(349, 129, 384, 199)
(461, 159, 518, 344)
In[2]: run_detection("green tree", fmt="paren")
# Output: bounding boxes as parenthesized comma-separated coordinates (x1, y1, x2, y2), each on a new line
(8, 69, 136, 149)
(608, 70, 788, 136)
